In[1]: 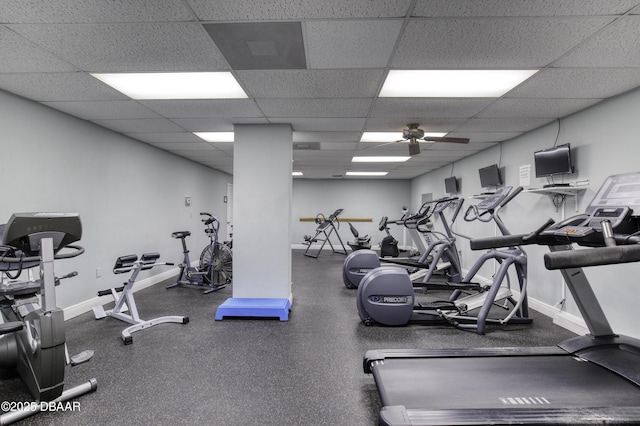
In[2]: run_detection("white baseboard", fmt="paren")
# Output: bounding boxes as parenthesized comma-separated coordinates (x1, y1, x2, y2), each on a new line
(63, 267, 179, 320)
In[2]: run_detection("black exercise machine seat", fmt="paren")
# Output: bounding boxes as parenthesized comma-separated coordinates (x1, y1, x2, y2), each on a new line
(171, 231, 191, 239)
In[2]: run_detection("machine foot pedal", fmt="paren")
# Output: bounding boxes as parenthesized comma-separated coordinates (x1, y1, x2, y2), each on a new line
(70, 350, 94, 366)
(418, 301, 457, 310)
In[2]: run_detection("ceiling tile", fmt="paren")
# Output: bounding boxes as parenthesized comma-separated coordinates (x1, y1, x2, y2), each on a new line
(455, 117, 554, 132)
(139, 99, 264, 119)
(413, 0, 640, 17)
(305, 20, 403, 68)
(236, 69, 384, 98)
(477, 98, 602, 119)
(392, 16, 615, 68)
(256, 98, 372, 118)
(0, 0, 196, 23)
(554, 16, 640, 67)
(363, 117, 466, 132)
(269, 118, 366, 132)
(41, 100, 161, 120)
(369, 98, 495, 118)
(124, 132, 203, 144)
(186, 0, 412, 20)
(91, 118, 185, 133)
(293, 132, 361, 142)
(0, 26, 77, 72)
(171, 117, 269, 132)
(0, 72, 127, 101)
(508, 67, 640, 99)
(7, 22, 228, 72)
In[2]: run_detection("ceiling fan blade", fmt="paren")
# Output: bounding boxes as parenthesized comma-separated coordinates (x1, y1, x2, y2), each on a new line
(363, 139, 408, 150)
(423, 136, 470, 144)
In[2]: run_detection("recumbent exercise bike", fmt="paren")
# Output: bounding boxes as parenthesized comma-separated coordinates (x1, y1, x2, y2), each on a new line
(168, 212, 232, 294)
(0, 213, 97, 424)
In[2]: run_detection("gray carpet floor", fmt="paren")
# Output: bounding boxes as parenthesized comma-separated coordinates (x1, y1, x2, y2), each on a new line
(0, 250, 576, 425)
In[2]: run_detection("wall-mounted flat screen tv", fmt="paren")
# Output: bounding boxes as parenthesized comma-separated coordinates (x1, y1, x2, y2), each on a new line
(444, 176, 459, 194)
(534, 143, 573, 178)
(479, 164, 502, 187)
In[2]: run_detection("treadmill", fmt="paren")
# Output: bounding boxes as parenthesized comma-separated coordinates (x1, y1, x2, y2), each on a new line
(363, 172, 640, 425)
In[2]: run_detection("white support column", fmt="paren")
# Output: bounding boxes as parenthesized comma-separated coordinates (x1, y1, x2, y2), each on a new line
(215, 124, 293, 320)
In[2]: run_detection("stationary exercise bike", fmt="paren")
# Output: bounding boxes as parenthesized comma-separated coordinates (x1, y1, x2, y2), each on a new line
(168, 212, 232, 294)
(93, 252, 189, 344)
(0, 213, 97, 424)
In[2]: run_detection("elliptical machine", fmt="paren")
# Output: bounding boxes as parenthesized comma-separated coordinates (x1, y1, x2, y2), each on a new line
(0, 213, 97, 424)
(356, 186, 531, 334)
(344, 197, 463, 289)
(168, 212, 232, 293)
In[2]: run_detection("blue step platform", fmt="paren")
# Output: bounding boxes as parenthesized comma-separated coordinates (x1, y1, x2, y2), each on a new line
(215, 298, 291, 321)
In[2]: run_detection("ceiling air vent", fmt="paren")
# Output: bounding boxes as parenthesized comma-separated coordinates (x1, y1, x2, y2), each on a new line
(293, 142, 321, 150)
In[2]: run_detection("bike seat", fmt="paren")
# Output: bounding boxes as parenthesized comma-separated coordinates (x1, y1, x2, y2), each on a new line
(172, 231, 191, 239)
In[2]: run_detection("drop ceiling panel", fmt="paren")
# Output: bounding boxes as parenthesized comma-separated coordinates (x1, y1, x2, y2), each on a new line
(369, 98, 496, 118)
(91, 118, 186, 133)
(0, 0, 196, 23)
(270, 118, 366, 132)
(256, 98, 372, 118)
(7, 23, 228, 72)
(305, 20, 402, 68)
(0, 26, 76, 72)
(186, 0, 412, 20)
(477, 98, 602, 119)
(41, 100, 161, 120)
(412, 0, 640, 17)
(392, 17, 615, 68)
(146, 142, 214, 151)
(172, 118, 269, 132)
(508, 68, 640, 99)
(236, 69, 384, 98)
(455, 117, 554, 132)
(293, 132, 361, 142)
(554, 16, 640, 67)
(364, 117, 466, 132)
(0, 72, 127, 101)
(139, 100, 264, 119)
(125, 132, 203, 144)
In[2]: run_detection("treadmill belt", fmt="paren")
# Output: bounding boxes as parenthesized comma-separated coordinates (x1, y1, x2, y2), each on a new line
(373, 355, 640, 410)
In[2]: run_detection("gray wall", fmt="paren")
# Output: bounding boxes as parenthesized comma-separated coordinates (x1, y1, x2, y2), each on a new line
(292, 179, 411, 250)
(411, 86, 640, 339)
(0, 89, 232, 312)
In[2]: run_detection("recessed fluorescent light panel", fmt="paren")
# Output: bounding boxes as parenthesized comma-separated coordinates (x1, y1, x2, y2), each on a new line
(379, 70, 539, 98)
(360, 131, 446, 142)
(346, 171, 388, 176)
(352, 156, 410, 163)
(91, 72, 248, 100)
(194, 132, 235, 142)
(292, 171, 303, 176)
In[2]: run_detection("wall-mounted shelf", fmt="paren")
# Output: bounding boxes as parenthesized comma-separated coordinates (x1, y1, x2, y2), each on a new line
(525, 182, 588, 211)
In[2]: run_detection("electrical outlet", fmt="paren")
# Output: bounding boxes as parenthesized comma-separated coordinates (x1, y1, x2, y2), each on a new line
(96, 267, 101, 278)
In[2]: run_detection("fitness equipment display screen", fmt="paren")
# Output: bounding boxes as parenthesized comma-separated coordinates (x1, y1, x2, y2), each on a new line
(587, 172, 640, 216)
(478, 164, 501, 187)
(534, 143, 573, 178)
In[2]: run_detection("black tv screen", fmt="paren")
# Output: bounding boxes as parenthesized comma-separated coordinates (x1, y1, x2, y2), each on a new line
(534, 143, 573, 178)
(479, 164, 502, 187)
(444, 176, 458, 194)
